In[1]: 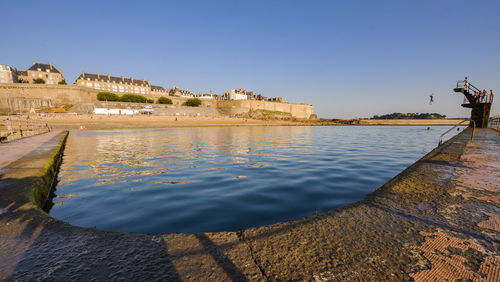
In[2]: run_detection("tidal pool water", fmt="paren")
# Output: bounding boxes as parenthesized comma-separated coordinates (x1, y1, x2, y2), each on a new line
(50, 126, 461, 234)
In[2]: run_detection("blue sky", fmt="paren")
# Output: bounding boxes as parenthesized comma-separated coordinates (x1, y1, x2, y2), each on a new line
(1, 0, 499, 118)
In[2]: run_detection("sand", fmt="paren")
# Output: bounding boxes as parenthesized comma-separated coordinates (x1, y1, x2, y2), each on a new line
(21, 114, 305, 130)
(1, 114, 470, 131)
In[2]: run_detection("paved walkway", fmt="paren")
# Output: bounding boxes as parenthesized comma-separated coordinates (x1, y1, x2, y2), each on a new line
(0, 130, 62, 171)
(0, 128, 499, 280)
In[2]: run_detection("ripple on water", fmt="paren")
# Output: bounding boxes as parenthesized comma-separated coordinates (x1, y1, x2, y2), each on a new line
(50, 126, 462, 234)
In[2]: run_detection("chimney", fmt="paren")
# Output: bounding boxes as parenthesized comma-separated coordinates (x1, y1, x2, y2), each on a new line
(107, 74, 111, 80)
(58, 68, 61, 73)
(49, 62, 52, 69)
(130, 77, 134, 83)
(33, 60, 36, 65)
(147, 80, 150, 85)
(142, 79, 145, 84)
(82, 70, 85, 78)
(121, 76, 124, 82)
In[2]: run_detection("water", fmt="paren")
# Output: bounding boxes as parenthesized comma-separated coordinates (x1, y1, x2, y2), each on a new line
(50, 126, 461, 234)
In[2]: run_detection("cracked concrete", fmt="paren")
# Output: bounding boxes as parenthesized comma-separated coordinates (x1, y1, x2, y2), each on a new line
(0, 127, 499, 281)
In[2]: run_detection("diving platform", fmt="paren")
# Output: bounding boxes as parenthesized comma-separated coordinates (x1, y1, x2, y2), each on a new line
(454, 80, 493, 128)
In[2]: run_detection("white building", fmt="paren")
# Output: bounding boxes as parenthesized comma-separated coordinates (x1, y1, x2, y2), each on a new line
(0, 64, 18, 84)
(229, 89, 248, 100)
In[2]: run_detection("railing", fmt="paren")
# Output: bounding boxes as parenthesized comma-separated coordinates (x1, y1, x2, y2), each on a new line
(456, 80, 493, 104)
(0, 114, 52, 143)
(491, 115, 500, 131)
(456, 80, 481, 94)
(438, 119, 470, 146)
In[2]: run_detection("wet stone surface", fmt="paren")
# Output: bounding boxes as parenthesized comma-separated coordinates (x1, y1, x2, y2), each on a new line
(0, 128, 499, 281)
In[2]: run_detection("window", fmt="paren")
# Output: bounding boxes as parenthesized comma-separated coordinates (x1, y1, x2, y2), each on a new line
(39, 74, 42, 78)
(81, 82, 84, 85)
(37, 68, 41, 71)
(46, 69, 50, 72)
(0, 66, 3, 70)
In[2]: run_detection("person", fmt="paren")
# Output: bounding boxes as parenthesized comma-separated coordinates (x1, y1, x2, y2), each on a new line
(4, 118, 12, 131)
(481, 90, 487, 103)
(464, 77, 469, 92)
(429, 93, 434, 105)
(474, 91, 480, 103)
(490, 90, 494, 103)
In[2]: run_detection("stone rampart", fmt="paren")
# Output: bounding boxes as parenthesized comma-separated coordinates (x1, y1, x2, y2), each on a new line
(0, 84, 98, 113)
(0, 84, 313, 118)
(217, 100, 314, 119)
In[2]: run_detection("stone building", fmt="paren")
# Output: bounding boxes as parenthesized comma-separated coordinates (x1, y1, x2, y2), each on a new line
(0, 64, 19, 83)
(168, 86, 194, 97)
(16, 70, 28, 83)
(21, 61, 65, 84)
(151, 85, 167, 97)
(75, 71, 151, 96)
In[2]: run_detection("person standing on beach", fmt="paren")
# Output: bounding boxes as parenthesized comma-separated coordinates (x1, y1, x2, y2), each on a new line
(429, 93, 434, 105)
(490, 90, 494, 103)
(4, 118, 12, 131)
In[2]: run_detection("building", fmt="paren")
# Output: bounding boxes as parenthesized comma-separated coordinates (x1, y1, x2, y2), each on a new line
(151, 85, 167, 96)
(196, 92, 219, 100)
(22, 61, 65, 84)
(168, 86, 195, 98)
(0, 64, 18, 83)
(16, 70, 28, 83)
(75, 71, 151, 95)
(228, 89, 248, 100)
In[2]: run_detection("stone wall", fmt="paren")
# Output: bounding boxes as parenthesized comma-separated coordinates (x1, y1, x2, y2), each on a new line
(0, 84, 99, 113)
(216, 100, 314, 119)
(0, 84, 314, 118)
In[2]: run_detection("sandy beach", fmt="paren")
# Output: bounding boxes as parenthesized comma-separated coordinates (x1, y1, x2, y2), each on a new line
(1, 114, 470, 131)
(22, 114, 305, 130)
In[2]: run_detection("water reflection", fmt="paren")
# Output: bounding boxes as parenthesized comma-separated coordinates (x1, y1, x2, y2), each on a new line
(51, 126, 459, 234)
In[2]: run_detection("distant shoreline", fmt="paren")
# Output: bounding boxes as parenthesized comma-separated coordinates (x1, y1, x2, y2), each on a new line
(1, 115, 468, 131)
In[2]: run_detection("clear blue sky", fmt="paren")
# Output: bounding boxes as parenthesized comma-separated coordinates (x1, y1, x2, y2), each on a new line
(1, 0, 499, 118)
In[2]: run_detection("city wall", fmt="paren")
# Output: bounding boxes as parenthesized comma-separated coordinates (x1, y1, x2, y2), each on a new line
(0, 84, 314, 119)
(217, 100, 314, 119)
(0, 84, 98, 113)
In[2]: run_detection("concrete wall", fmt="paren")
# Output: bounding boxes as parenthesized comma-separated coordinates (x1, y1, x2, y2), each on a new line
(217, 100, 314, 119)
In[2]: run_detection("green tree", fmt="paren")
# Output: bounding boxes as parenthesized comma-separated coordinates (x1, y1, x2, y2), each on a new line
(157, 97, 173, 104)
(33, 78, 45, 84)
(58, 80, 67, 85)
(183, 98, 202, 107)
(97, 92, 119, 101)
(120, 94, 148, 103)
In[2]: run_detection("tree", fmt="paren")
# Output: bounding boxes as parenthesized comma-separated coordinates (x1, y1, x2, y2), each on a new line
(33, 78, 45, 84)
(157, 97, 173, 104)
(58, 80, 67, 85)
(97, 92, 119, 101)
(183, 98, 202, 107)
(120, 94, 148, 103)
